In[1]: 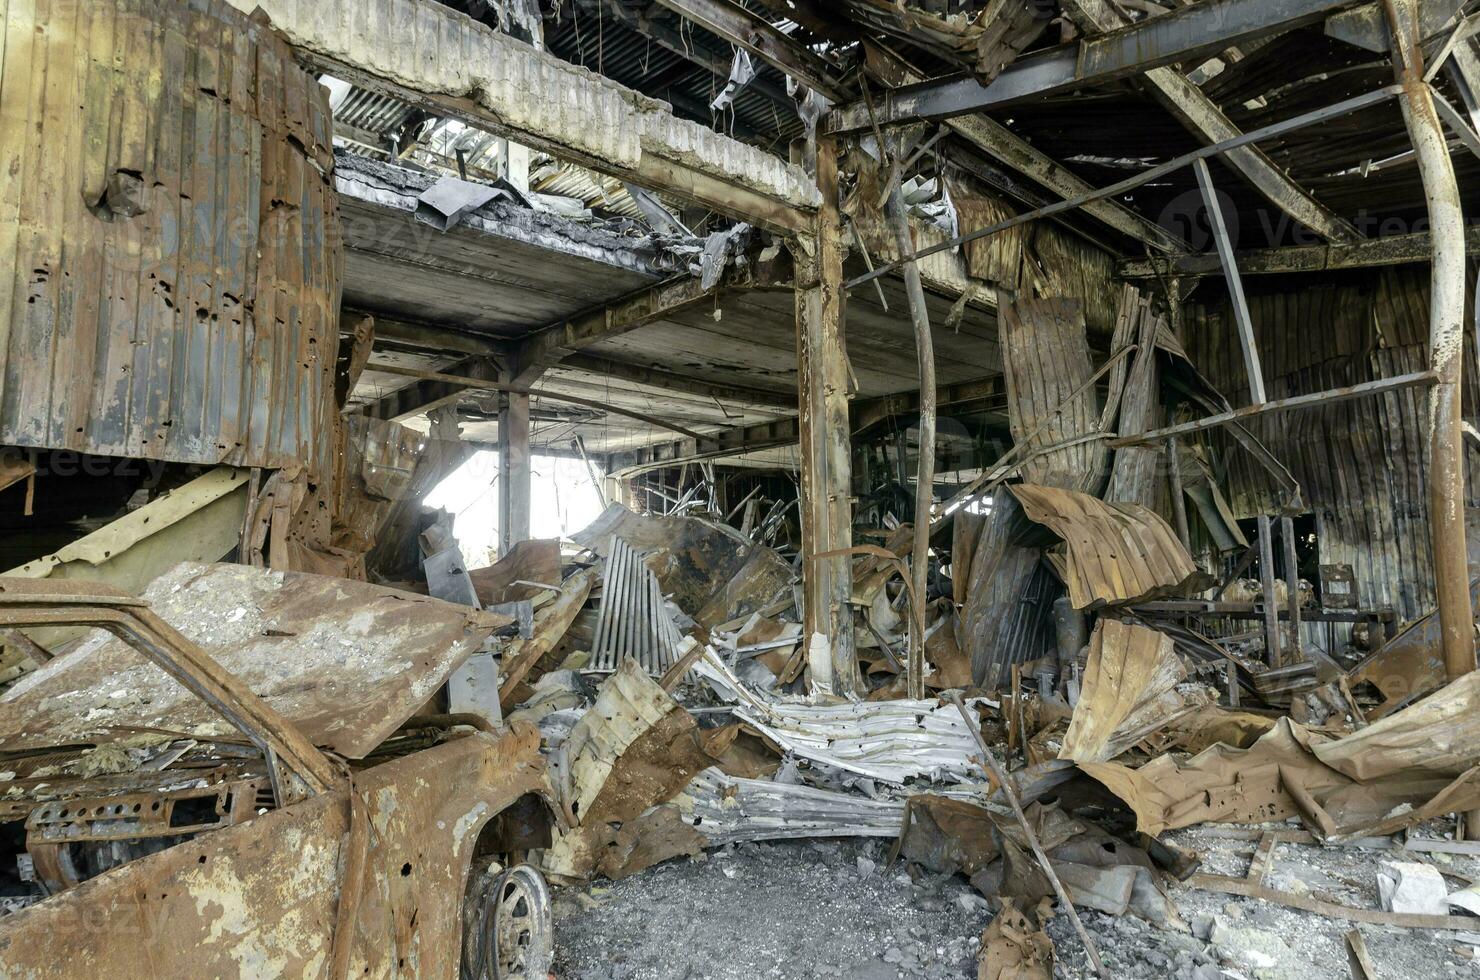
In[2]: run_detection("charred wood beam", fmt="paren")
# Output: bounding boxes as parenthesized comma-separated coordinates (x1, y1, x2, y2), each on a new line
(648, 0, 847, 101)
(827, 0, 1363, 133)
(1060, 0, 1360, 243)
(1116, 224, 1480, 278)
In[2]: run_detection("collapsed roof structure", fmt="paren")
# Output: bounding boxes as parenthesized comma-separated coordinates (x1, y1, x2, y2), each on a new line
(2, 0, 1480, 975)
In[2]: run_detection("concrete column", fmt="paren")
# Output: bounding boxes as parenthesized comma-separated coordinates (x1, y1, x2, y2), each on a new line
(794, 137, 860, 695)
(498, 390, 531, 552)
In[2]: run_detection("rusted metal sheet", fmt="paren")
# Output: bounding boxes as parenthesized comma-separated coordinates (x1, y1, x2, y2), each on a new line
(1346, 577, 1480, 718)
(1009, 483, 1201, 611)
(0, 0, 340, 474)
(1182, 267, 1480, 638)
(1, 562, 508, 759)
(999, 298, 1109, 493)
(0, 729, 549, 980)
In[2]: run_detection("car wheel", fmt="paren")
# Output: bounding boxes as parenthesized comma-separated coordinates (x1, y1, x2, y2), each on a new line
(462, 863, 553, 980)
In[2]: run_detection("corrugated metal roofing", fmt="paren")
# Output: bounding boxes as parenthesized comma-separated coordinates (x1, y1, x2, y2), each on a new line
(0, 0, 341, 475)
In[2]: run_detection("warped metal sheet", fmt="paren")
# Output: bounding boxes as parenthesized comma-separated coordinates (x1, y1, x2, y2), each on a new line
(1009, 483, 1200, 611)
(694, 652, 992, 785)
(671, 767, 908, 845)
(0, 562, 508, 758)
(0, 0, 341, 473)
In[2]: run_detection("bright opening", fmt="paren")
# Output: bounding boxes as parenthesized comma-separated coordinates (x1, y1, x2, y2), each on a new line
(424, 450, 606, 568)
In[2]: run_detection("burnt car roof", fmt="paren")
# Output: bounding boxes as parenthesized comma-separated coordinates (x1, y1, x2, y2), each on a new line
(0, 562, 509, 759)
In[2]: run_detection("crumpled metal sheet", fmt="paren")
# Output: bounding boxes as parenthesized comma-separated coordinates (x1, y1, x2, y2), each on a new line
(232, 0, 817, 210)
(670, 767, 908, 845)
(0, 562, 508, 758)
(1009, 483, 1200, 611)
(694, 653, 992, 785)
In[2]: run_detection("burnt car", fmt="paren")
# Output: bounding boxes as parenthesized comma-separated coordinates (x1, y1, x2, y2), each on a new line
(0, 562, 558, 978)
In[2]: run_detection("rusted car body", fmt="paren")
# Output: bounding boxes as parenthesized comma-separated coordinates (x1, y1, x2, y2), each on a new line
(0, 564, 555, 978)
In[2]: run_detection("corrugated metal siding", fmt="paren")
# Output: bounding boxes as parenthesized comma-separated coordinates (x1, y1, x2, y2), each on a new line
(1182, 266, 1480, 626)
(0, 0, 341, 474)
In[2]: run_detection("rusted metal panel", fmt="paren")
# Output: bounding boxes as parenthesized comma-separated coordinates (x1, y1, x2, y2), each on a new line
(0, 0, 340, 474)
(999, 298, 1109, 493)
(1182, 267, 1480, 632)
(0, 562, 508, 759)
(1009, 483, 1201, 611)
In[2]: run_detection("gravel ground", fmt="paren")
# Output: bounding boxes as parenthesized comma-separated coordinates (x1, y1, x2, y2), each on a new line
(553, 824, 1480, 980)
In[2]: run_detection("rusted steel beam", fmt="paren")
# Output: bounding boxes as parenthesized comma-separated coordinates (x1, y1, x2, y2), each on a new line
(1109, 370, 1440, 447)
(827, 0, 1362, 133)
(884, 184, 936, 702)
(1386, 0, 1475, 687)
(796, 139, 860, 696)
(1117, 225, 1480, 278)
(608, 416, 803, 477)
(649, 0, 847, 101)
(1194, 158, 1268, 404)
(557, 353, 796, 412)
(847, 85, 1401, 292)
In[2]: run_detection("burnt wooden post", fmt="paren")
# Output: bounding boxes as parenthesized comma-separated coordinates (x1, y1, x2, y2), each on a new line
(795, 137, 860, 695)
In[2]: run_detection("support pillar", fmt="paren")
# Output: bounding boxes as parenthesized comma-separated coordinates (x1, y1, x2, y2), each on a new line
(795, 137, 860, 695)
(499, 389, 531, 553)
(1386, 0, 1474, 683)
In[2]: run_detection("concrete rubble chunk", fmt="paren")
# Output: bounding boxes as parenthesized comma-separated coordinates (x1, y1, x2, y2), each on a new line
(1376, 860, 1448, 915)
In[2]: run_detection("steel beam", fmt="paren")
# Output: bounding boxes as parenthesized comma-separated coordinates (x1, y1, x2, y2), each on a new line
(827, 0, 1362, 133)
(1063, 0, 1360, 243)
(649, 0, 846, 101)
(1117, 224, 1480, 278)
(1387, 0, 1474, 685)
(1108, 370, 1439, 446)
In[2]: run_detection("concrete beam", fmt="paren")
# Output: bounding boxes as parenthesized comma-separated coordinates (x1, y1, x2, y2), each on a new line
(232, 0, 818, 233)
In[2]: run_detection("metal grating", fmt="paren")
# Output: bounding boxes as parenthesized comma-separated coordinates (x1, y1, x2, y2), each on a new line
(589, 535, 685, 675)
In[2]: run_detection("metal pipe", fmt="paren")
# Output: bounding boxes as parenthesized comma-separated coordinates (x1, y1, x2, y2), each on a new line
(885, 186, 936, 702)
(1166, 437, 1192, 549)
(1386, 0, 1474, 684)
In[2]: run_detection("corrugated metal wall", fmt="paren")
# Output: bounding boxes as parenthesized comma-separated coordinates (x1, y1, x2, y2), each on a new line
(1183, 266, 1480, 626)
(0, 0, 341, 474)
